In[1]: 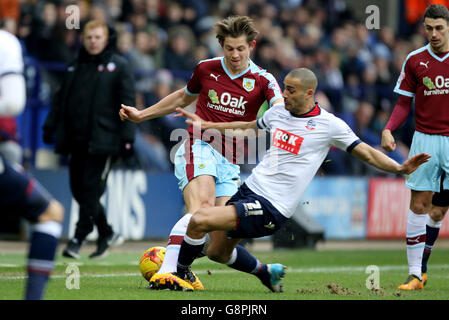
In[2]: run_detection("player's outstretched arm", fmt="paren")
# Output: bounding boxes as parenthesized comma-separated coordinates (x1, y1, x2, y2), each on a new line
(174, 107, 258, 136)
(351, 142, 430, 175)
(120, 88, 197, 123)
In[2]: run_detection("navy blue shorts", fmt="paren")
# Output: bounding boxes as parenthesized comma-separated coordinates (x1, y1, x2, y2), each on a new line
(226, 183, 288, 239)
(0, 156, 51, 222)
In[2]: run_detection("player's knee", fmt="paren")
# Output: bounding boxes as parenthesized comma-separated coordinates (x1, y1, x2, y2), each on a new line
(38, 200, 65, 223)
(205, 239, 235, 264)
(429, 207, 446, 222)
(206, 251, 225, 263)
(206, 247, 231, 264)
(189, 211, 210, 233)
(198, 198, 214, 209)
(410, 201, 431, 214)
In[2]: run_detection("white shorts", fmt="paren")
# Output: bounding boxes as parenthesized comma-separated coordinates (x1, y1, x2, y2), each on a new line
(174, 139, 240, 197)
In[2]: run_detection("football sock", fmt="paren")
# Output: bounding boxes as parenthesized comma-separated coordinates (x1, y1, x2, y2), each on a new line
(226, 245, 269, 280)
(422, 215, 442, 273)
(158, 213, 192, 274)
(25, 221, 62, 300)
(406, 210, 426, 279)
(177, 234, 206, 273)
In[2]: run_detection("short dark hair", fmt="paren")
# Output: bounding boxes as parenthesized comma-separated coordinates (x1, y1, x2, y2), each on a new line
(424, 4, 449, 22)
(214, 16, 259, 45)
(286, 68, 318, 91)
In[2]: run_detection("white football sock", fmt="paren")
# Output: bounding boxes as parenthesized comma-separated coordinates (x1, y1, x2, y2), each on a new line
(157, 213, 192, 274)
(225, 247, 238, 265)
(406, 210, 426, 279)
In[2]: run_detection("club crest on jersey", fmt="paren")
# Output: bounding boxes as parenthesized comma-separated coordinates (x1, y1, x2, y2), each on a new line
(272, 128, 304, 155)
(305, 119, 316, 130)
(242, 78, 255, 92)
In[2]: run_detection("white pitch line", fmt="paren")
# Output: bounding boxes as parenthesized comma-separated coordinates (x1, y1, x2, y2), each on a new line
(0, 273, 142, 280)
(0, 261, 137, 268)
(1, 264, 449, 280)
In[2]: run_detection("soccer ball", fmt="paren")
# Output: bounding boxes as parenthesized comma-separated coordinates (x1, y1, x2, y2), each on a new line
(139, 246, 166, 281)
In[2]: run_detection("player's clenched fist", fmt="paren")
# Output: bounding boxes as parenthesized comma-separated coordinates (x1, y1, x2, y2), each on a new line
(381, 129, 396, 152)
(119, 104, 142, 123)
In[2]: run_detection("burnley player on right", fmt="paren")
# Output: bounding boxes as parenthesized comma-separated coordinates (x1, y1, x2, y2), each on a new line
(382, 4, 449, 290)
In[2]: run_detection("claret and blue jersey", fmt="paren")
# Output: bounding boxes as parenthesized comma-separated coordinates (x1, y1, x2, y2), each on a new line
(395, 43, 449, 136)
(184, 57, 282, 164)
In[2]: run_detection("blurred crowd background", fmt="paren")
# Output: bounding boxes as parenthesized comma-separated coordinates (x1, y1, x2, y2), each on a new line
(0, 0, 441, 175)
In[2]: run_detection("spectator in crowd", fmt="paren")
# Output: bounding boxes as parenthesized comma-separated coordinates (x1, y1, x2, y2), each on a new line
(163, 25, 197, 72)
(128, 29, 156, 92)
(252, 39, 284, 81)
(116, 29, 134, 59)
(132, 85, 172, 172)
(145, 24, 165, 69)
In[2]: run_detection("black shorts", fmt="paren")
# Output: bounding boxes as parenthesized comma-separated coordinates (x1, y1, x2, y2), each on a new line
(432, 172, 449, 207)
(226, 183, 288, 239)
(0, 156, 51, 222)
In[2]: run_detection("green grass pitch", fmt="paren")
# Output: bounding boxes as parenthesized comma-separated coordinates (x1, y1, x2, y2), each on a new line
(1, 245, 448, 300)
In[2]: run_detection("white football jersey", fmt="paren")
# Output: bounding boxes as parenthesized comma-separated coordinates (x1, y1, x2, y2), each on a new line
(244, 103, 360, 218)
(0, 29, 23, 76)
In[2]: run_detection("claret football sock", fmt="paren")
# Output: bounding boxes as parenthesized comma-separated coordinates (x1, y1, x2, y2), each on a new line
(25, 221, 62, 300)
(422, 215, 442, 274)
(177, 234, 207, 273)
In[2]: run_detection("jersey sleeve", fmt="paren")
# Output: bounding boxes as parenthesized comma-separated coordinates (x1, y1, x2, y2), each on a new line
(329, 115, 361, 152)
(384, 95, 413, 131)
(185, 62, 202, 96)
(260, 72, 283, 107)
(393, 56, 416, 98)
(256, 103, 283, 131)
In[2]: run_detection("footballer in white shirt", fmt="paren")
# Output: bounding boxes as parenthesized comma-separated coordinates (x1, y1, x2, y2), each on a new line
(0, 27, 64, 300)
(163, 68, 431, 292)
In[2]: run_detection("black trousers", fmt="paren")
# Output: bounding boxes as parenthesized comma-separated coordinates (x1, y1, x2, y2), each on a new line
(69, 143, 116, 242)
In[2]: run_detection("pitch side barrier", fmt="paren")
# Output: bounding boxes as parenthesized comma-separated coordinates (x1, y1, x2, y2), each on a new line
(17, 170, 449, 241)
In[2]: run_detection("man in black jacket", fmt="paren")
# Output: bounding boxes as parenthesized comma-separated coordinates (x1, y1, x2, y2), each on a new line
(43, 20, 136, 259)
